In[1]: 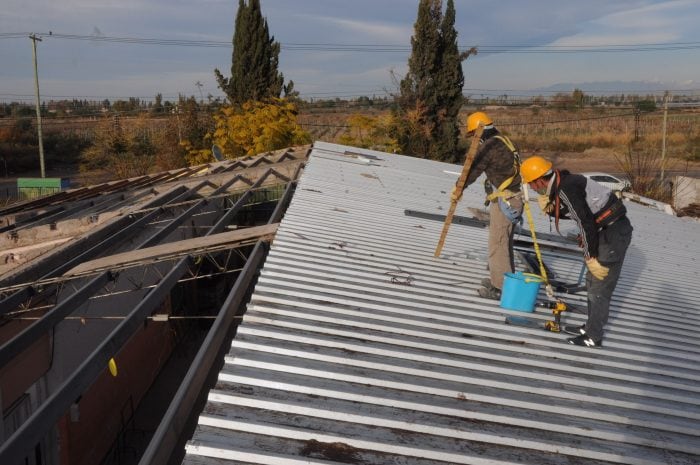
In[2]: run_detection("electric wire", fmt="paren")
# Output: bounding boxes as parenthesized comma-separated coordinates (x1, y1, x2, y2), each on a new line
(3, 32, 700, 53)
(2, 90, 699, 107)
(2, 32, 698, 103)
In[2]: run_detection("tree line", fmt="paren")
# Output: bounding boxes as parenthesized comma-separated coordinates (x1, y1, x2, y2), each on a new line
(2, 91, 683, 120)
(2, 0, 696, 184)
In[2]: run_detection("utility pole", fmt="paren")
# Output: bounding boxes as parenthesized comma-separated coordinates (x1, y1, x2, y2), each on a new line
(175, 105, 182, 143)
(30, 34, 46, 178)
(660, 91, 669, 181)
(195, 81, 204, 103)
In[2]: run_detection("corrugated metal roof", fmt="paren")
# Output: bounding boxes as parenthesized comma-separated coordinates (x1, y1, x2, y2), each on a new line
(184, 140, 700, 465)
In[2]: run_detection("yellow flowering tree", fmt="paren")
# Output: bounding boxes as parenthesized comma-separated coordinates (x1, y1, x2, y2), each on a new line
(184, 98, 309, 164)
(338, 113, 400, 153)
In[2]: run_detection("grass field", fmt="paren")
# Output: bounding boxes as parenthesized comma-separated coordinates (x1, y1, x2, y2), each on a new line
(3, 104, 698, 191)
(299, 105, 700, 175)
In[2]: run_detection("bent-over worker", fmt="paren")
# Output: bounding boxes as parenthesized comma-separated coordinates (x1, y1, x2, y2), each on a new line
(520, 156, 633, 347)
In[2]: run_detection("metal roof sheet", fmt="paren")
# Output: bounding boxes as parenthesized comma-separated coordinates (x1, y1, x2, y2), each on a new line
(184, 140, 700, 465)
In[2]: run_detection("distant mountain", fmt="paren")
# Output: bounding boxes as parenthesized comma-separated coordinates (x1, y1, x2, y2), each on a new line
(534, 80, 695, 95)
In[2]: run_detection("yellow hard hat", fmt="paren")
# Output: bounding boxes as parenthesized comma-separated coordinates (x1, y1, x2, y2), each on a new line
(466, 111, 493, 133)
(520, 155, 553, 183)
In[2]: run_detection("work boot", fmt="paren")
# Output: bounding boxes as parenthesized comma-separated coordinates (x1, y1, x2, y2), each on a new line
(567, 333, 602, 348)
(478, 286, 501, 300)
(481, 278, 495, 289)
(563, 324, 586, 336)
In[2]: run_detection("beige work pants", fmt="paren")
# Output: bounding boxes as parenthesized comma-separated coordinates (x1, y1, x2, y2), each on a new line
(488, 196, 523, 289)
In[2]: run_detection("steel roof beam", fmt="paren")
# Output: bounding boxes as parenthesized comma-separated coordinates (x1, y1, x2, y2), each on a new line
(0, 174, 276, 313)
(0, 271, 114, 369)
(1, 185, 189, 285)
(137, 173, 261, 249)
(138, 242, 266, 465)
(0, 185, 189, 314)
(0, 258, 192, 463)
(67, 224, 278, 277)
(139, 163, 302, 465)
(208, 167, 295, 236)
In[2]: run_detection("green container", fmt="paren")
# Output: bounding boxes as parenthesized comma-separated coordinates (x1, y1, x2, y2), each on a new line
(17, 177, 70, 200)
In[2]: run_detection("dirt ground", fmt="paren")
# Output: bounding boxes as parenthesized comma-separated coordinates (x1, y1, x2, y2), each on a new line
(540, 151, 620, 174)
(534, 148, 700, 178)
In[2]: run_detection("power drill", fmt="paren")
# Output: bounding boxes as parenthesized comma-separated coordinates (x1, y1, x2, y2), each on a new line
(540, 300, 567, 332)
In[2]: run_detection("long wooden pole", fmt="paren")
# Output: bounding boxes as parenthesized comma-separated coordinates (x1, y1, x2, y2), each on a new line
(434, 124, 484, 257)
(660, 91, 669, 181)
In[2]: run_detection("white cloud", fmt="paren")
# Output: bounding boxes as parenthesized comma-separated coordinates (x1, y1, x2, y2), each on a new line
(550, 32, 677, 47)
(550, 0, 700, 46)
(2, 0, 699, 99)
(599, 0, 699, 28)
(294, 14, 411, 44)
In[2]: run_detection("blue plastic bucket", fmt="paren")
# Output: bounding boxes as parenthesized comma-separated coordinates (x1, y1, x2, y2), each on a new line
(500, 272, 543, 312)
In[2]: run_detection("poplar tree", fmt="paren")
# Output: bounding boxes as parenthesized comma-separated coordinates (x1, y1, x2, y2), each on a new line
(396, 0, 475, 161)
(215, 0, 287, 106)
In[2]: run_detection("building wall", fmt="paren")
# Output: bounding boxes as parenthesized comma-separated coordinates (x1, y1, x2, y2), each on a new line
(57, 297, 176, 465)
(0, 321, 51, 412)
(673, 175, 700, 209)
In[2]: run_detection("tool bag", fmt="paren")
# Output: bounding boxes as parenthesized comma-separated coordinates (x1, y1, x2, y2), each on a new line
(594, 194, 627, 228)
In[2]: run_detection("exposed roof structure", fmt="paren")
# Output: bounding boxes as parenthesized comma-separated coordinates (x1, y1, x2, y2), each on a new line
(184, 141, 700, 464)
(0, 147, 309, 463)
(0, 150, 304, 281)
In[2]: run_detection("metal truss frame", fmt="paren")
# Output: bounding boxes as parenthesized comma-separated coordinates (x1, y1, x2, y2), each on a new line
(0, 157, 305, 463)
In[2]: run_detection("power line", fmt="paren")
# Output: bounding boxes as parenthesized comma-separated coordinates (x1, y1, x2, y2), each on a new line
(502, 111, 638, 127)
(2, 100, 699, 119)
(463, 88, 700, 96)
(3, 32, 700, 54)
(0, 33, 29, 39)
(0, 93, 219, 101)
(2, 87, 700, 105)
(474, 42, 700, 53)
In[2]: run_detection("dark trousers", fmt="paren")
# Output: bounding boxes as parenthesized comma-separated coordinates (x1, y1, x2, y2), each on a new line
(585, 216, 633, 341)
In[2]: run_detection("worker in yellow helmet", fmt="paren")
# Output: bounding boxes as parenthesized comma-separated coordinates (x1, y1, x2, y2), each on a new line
(451, 111, 523, 300)
(520, 155, 633, 348)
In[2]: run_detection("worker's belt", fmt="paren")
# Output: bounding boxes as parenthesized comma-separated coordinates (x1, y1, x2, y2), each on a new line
(594, 195, 626, 228)
(501, 189, 521, 200)
(487, 187, 521, 202)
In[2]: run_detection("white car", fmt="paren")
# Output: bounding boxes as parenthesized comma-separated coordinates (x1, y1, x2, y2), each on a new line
(581, 172, 631, 192)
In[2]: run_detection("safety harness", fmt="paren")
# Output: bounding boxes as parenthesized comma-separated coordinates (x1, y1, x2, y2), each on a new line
(485, 135, 521, 202)
(552, 170, 563, 234)
(551, 170, 627, 234)
(594, 194, 627, 227)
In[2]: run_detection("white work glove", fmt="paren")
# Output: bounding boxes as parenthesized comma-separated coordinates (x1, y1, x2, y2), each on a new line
(450, 186, 463, 202)
(586, 257, 609, 280)
(538, 194, 553, 214)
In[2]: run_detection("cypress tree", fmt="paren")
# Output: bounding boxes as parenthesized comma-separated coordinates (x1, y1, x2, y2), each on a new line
(396, 0, 475, 161)
(396, 0, 440, 158)
(215, 0, 286, 106)
(436, 0, 474, 162)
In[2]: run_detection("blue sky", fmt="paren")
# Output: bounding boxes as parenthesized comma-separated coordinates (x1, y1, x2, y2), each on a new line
(1, 0, 699, 102)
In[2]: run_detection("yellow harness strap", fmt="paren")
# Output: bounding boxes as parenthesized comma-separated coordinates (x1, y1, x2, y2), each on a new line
(495, 135, 517, 153)
(486, 135, 520, 202)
